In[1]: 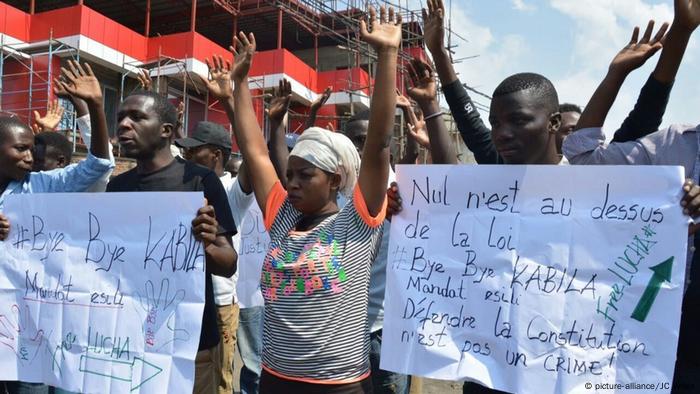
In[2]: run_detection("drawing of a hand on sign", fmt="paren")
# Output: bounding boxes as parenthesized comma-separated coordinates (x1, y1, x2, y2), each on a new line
(0, 304, 44, 365)
(135, 279, 190, 352)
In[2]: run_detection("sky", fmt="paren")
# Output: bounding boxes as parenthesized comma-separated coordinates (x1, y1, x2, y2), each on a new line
(412, 0, 699, 138)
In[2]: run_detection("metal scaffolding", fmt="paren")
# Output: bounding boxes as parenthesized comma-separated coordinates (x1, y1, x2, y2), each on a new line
(1, 0, 475, 162)
(0, 32, 85, 151)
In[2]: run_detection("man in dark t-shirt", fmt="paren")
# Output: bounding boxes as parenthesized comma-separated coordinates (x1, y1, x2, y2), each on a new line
(108, 90, 237, 394)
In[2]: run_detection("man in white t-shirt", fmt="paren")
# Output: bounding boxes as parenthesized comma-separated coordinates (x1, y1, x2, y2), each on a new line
(176, 121, 255, 394)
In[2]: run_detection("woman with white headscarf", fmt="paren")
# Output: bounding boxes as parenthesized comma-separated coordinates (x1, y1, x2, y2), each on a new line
(201, 7, 402, 393)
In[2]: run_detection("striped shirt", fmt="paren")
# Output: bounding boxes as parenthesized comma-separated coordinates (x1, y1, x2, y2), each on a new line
(261, 181, 386, 383)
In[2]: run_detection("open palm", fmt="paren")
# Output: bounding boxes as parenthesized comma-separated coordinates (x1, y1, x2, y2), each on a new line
(231, 32, 256, 83)
(359, 6, 402, 50)
(406, 58, 437, 103)
(408, 118, 430, 149)
(267, 79, 291, 124)
(610, 21, 668, 74)
(33, 99, 64, 132)
(423, 0, 446, 55)
(204, 55, 233, 100)
(58, 60, 102, 102)
(311, 87, 331, 110)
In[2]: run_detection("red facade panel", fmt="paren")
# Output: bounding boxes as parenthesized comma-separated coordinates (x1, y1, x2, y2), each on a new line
(30, 6, 81, 41)
(318, 68, 371, 95)
(148, 32, 194, 59)
(191, 33, 233, 65)
(1, 2, 30, 41)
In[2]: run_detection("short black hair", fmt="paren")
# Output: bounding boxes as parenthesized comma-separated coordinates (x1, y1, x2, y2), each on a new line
(559, 103, 582, 114)
(127, 90, 178, 126)
(493, 73, 559, 113)
(0, 116, 32, 144)
(35, 132, 73, 162)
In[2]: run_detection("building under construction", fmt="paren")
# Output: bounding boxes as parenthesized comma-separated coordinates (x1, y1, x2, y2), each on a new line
(0, 0, 473, 162)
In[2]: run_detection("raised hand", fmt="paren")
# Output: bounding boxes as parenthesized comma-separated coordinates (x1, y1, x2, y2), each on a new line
(304, 86, 331, 129)
(32, 99, 65, 132)
(231, 32, 256, 83)
(675, 0, 700, 30)
(53, 78, 89, 118)
(609, 21, 668, 75)
(52, 78, 71, 99)
(137, 69, 153, 91)
(310, 86, 331, 111)
(422, 0, 446, 55)
(203, 54, 233, 100)
(177, 101, 185, 124)
(396, 89, 430, 148)
(396, 89, 412, 109)
(406, 57, 438, 104)
(359, 6, 402, 51)
(407, 113, 430, 149)
(267, 79, 292, 125)
(57, 60, 102, 103)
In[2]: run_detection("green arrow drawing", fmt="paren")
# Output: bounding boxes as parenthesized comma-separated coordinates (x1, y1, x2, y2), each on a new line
(631, 256, 674, 323)
(79, 354, 162, 391)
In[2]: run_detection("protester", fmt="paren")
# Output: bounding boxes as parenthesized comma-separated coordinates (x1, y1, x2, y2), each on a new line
(555, 103, 581, 154)
(563, 1, 700, 391)
(421, 0, 671, 162)
(198, 7, 397, 390)
(396, 91, 429, 165)
(106, 90, 237, 394)
(32, 131, 72, 172)
(176, 121, 257, 394)
(226, 155, 242, 178)
(0, 60, 114, 394)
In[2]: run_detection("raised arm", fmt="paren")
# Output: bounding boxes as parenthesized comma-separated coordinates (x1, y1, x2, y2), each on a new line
(406, 57, 457, 165)
(396, 92, 423, 164)
(423, 0, 457, 85)
(358, 6, 401, 216)
(32, 99, 65, 133)
(56, 60, 110, 159)
(173, 101, 186, 140)
(267, 79, 292, 187)
(613, 0, 700, 142)
(229, 33, 280, 215)
(574, 21, 667, 132)
(423, 0, 498, 164)
(654, 0, 700, 83)
(303, 87, 331, 130)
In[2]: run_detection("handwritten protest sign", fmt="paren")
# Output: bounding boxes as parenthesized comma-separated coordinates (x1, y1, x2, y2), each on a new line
(0, 193, 206, 393)
(382, 165, 688, 394)
(236, 202, 269, 308)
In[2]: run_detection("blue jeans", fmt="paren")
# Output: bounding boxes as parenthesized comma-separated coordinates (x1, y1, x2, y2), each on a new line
(369, 330, 410, 394)
(1, 382, 48, 394)
(236, 306, 263, 394)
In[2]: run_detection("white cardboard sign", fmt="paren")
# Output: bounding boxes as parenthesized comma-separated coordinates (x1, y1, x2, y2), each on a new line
(382, 165, 688, 394)
(0, 192, 206, 394)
